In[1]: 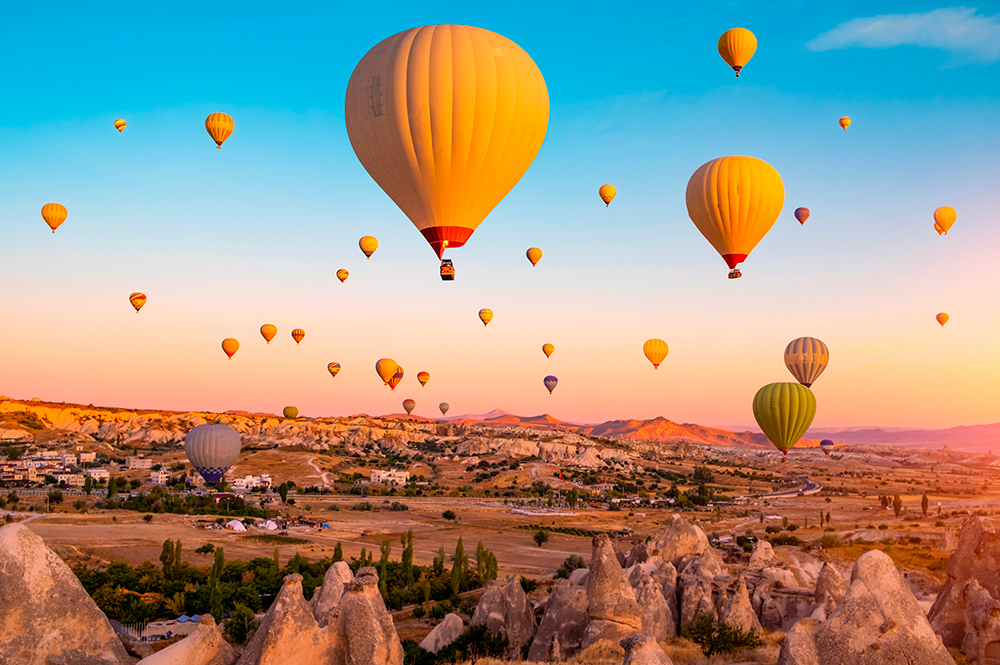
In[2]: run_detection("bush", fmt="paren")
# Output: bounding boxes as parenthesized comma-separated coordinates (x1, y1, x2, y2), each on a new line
(428, 601, 450, 620)
(878, 524, 889, 530)
(769, 534, 802, 546)
(935, 521, 946, 527)
(388, 502, 409, 511)
(327, 504, 340, 511)
(225, 603, 257, 645)
(787, 524, 799, 532)
(764, 525, 782, 534)
(352, 502, 374, 512)
(436, 624, 508, 662)
(142, 514, 154, 523)
(442, 510, 456, 521)
(411, 605, 425, 619)
(555, 554, 586, 579)
(519, 576, 537, 594)
(820, 534, 843, 548)
(533, 530, 550, 547)
(683, 614, 761, 656)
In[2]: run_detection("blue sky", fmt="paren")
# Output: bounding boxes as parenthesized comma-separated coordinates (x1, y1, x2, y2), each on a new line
(1, 2, 999, 427)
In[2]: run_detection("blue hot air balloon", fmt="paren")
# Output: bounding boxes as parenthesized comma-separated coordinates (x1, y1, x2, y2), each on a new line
(820, 439, 834, 456)
(543, 375, 558, 394)
(185, 423, 242, 485)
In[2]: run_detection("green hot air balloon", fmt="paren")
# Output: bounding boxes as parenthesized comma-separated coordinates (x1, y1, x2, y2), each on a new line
(283, 406, 299, 419)
(752, 382, 816, 458)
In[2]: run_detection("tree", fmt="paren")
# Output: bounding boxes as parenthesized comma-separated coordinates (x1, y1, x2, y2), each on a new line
(278, 483, 289, 503)
(782, 516, 789, 529)
(164, 592, 186, 615)
(401, 530, 414, 586)
(378, 538, 392, 597)
(160, 540, 175, 576)
(826, 511, 831, 525)
(442, 510, 456, 521)
(423, 578, 431, 603)
(333, 541, 343, 563)
(892, 494, 903, 518)
(92, 583, 123, 620)
(533, 530, 550, 547)
(684, 614, 761, 656)
(47, 490, 64, 504)
(921, 492, 929, 516)
(433, 546, 445, 576)
(566, 487, 579, 509)
(226, 603, 258, 645)
(196, 543, 215, 555)
(759, 513, 764, 524)
(693, 466, 715, 484)
(143, 514, 154, 523)
(83, 476, 93, 495)
(450, 538, 466, 595)
(73, 499, 86, 512)
(107, 477, 118, 499)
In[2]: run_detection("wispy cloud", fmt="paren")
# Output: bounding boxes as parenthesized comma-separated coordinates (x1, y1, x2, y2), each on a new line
(807, 7, 1000, 63)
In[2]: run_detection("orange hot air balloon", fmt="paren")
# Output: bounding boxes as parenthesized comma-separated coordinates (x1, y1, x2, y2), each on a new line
(205, 112, 234, 148)
(114, 119, 127, 133)
(542, 343, 554, 358)
(359, 236, 378, 259)
(526, 247, 543, 267)
(718, 28, 757, 77)
(417, 371, 430, 387)
(336, 269, 349, 283)
(328, 362, 341, 377)
(222, 338, 239, 359)
(934, 207, 956, 235)
(479, 309, 494, 327)
(291, 328, 305, 345)
(41, 203, 68, 233)
(129, 292, 147, 313)
(376, 358, 398, 385)
(345, 25, 549, 261)
(936, 313, 949, 327)
(685, 156, 785, 278)
(402, 399, 416, 415)
(794, 208, 810, 225)
(934, 222, 944, 236)
(839, 116, 851, 131)
(388, 366, 404, 391)
(599, 184, 616, 206)
(260, 324, 277, 344)
(643, 338, 668, 369)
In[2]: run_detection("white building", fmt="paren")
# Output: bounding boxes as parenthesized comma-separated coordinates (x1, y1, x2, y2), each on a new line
(230, 474, 272, 491)
(86, 468, 110, 481)
(54, 472, 85, 487)
(77, 452, 97, 465)
(125, 455, 152, 470)
(150, 470, 170, 485)
(370, 469, 410, 486)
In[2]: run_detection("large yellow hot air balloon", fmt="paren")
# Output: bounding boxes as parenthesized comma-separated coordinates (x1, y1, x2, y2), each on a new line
(542, 343, 554, 358)
(291, 329, 305, 345)
(839, 116, 851, 131)
(752, 383, 816, 457)
(41, 203, 68, 233)
(783, 337, 829, 388)
(417, 371, 430, 387)
(260, 324, 277, 344)
(599, 184, 616, 206)
(222, 338, 239, 360)
(479, 309, 494, 327)
(205, 112, 234, 148)
(934, 207, 956, 235)
(388, 366, 404, 391)
(359, 236, 378, 259)
(114, 119, 127, 133)
(718, 28, 757, 77)
(526, 247, 543, 267)
(328, 362, 341, 377)
(643, 339, 668, 369)
(685, 156, 785, 278)
(345, 25, 549, 266)
(283, 406, 299, 419)
(336, 269, 349, 283)
(129, 292, 147, 313)
(936, 313, 949, 327)
(376, 358, 398, 385)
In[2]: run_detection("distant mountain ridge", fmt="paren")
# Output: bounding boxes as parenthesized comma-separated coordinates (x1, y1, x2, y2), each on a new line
(806, 423, 1000, 453)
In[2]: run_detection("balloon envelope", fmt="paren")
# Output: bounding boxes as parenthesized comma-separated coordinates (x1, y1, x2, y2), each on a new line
(820, 439, 834, 456)
(336, 269, 349, 283)
(794, 207, 810, 225)
(526, 247, 543, 266)
(114, 118, 127, 133)
(718, 28, 757, 76)
(479, 309, 493, 327)
(543, 375, 558, 394)
(599, 184, 616, 206)
(185, 423, 241, 485)
(439, 402, 450, 415)
(936, 313, 949, 327)
(291, 328, 305, 344)
(403, 399, 416, 414)
(784, 337, 829, 387)
(205, 112, 234, 148)
(328, 362, 341, 377)
(839, 116, 851, 130)
(222, 338, 239, 359)
(41, 203, 68, 233)
(934, 207, 956, 235)
(417, 371, 430, 387)
(643, 339, 669, 369)
(542, 343, 555, 358)
(283, 406, 299, 419)
(260, 324, 277, 344)
(359, 236, 378, 259)
(129, 292, 147, 313)
(752, 383, 816, 456)
(388, 366, 404, 391)
(376, 358, 398, 385)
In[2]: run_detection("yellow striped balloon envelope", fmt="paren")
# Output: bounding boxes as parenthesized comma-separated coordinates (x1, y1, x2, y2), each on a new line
(388, 366, 404, 391)
(402, 399, 415, 415)
(328, 362, 341, 377)
(643, 339, 668, 369)
(934, 207, 956, 235)
(114, 118, 127, 133)
(336, 269, 349, 283)
(783, 337, 829, 387)
(283, 406, 299, 419)
(129, 292, 147, 313)
(222, 338, 239, 359)
(599, 184, 616, 206)
(41, 203, 68, 233)
(260, 324, 277, 344)
(839, 116, 851, 131)
(359, 236, 378, 259)
(526, 247, 543, 267)
(479, 309, 493, 327)
(291, 328, 305, 345)
(439, 402, 450, 415)
(752, 382, 816, 458)
(345, 25, 549, 262)
(205, 112, 234, 148)
(542, 343, 554, 358)
(417, 371, 430, 387)
(376, 358, 398, 385)
(717, 28, 757, 77)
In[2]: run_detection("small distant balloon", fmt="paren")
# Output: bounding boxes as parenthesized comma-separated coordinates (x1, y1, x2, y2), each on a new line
(543, 375, 558, 394)
(439, 402, 450, 415)
(820, 439, 834, 456)
(114, 119, 127, 133)
(328, 362, 341, 377)
(934, 207, 956, 236)
(41, 203, 68, 233)
(936, 313, 949, 327)
(283, 406, 299, 419)
(291, 328, 305, 345)
(542, 343, 555, 358)
(129, 292, 147, 313)
(388, 366, 404, 391)
(526, 247, 543, 267)
(376, 358, 398, 385)
(222, 338, 239, 359)
(260, 324, 277, 344)
(402, 399, 416, 415)
(337, 269, 349, 283)
(479, 309, 493, 327)
(794, 208, 810, 225)
(643, 338, 669, 369)
(718, 28, 757, 77)
(359, 236, 379, 259)
(205, 112, 235, 148)
(599, 184, 616, 207)
(417, 371, 430, 387)
(839, 116, 851, 131)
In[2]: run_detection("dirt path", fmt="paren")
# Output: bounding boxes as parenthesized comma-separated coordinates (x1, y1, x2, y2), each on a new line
(307, 457, 331, 486)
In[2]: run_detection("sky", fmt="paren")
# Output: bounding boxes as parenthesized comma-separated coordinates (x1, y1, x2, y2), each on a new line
(1, 1, 1000, 428)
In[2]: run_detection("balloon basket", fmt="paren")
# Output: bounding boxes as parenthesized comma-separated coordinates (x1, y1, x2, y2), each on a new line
(728, 269, 742, 279)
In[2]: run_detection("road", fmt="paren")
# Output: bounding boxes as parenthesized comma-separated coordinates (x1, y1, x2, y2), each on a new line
(306, 457, 332, 487)
(763, 475, 822, 498)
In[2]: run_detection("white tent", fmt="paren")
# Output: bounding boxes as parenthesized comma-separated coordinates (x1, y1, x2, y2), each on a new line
(225, 520, 247, 532)
(258, 520, 278, 531)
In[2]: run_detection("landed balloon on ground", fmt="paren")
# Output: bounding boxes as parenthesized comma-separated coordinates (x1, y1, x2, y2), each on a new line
(936, 313, 949, 327)
(114, 119, 127, 133)
(839, 116, 851, 131)
(794, 208, 810, 225)
(753, 382, 817, 458)
(205, 112, 234, 148)
(542, 343, 554, 358)
(439, 402, 450, 415)
(417, 371, 430, 387)
(129, 292, 147, 313)
(543, 375, 558, 394)
(718, 28, 757, 76)
(934, 207, 956, 235)
(328, 362, 341, 377)
(41, 203, 68, 233)
(686, 156, 784, 279)
(336, 269, 349, 283)
(599, 184, 616, 206)
(260, 324, 277, 344)
(403, 399, 415, 415)
(344, 25, 549, 270)
(283, 406, 299, 419)
(359, 236, 378, 259)
(376, 358, 398, 385)
(185, 423, 241, 486)
(479, 309, 493, 327)
(643, 338, 669, 369)
(526, 247, 543, 267)
(388, 366, 404, 391)
(291, 328, 305, 344)
(221, 338, 239, 359)
(784, 337, 829, 387)
(820, 439, 834, 456)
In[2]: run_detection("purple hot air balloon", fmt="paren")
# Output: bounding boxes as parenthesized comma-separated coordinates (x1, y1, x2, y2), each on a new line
(794, 207, 810, 225)
(543, 375, 558, 394)
(819, 439, 834, 456)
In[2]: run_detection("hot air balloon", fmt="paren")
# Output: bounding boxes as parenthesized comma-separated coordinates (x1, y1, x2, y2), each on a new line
(934, 222, 944, 236)
(839, 117, 851, 131)
(686, 156, 785, 279)
(718, 28, 757, 76)
(114, 119, 127, 133)
(439, 402, 450, 415)
(41, 203, 68, 233)
(526, 247, 543, 267)
(260, 324, 277, 344)
(129, 292, 147, 313)
(417, 371, 430, 387)
(794, 208, 810, 225)
(403, 399, 416, 415)
(205, 112, 234, 148)
(184, 423, 241, 486)
(359, 236, 378, 259)
(642, 339, 669, 369)
(388, 366, 404, 391)
(291, 328, 305, 345)
(936, 313, 949, 327)
(934, 207, 956, 235)
(543, 375, 558, 394)
(344, 25, 549, 278)
(753, 383, 816, 457)
(376, 358, 398, 385)
(283, 406, 299, 419)
(820, 439, 834, 456)
(222, 338, 239, 359)
(337, 269, 349, 283)
(479, 309, 493, 327)
(599, 184, 616, 206)
(328, 362, 341, 377)
(784, 337, 829, 388)
(542, 343, 555, 358)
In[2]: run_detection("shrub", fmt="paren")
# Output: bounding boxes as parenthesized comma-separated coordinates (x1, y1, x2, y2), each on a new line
(411, 605, 425, 619)
(520, 576, 537, 594)
(225, 603, 257, 645)
(352, 502, 374, 512)
(327, 504, 340, 511)
(769, 534, 802, 546)
(683, 614, 762, 656)
(388, 501, 409, 511)
(787, 524, 799, 532)
(935, 521, 946, 527)
(533, 530, 550, 547)
(820, 534, 842, 548)
(428, 601, 450, 620)
(764, 525, 782, 534)
(878, 524, 889, 530)
(142, 514, 154, 523)
(442, 510, 456, 521)
(436, 624, 508, 661)
(555, 554, 587, 579)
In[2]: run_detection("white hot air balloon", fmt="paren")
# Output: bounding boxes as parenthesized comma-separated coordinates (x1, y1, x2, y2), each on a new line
(184, 423, 242, 486)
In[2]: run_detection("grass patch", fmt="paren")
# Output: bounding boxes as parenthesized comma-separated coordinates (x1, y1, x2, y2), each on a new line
(832, 541, 951, 580)
(240, 534, 309, 545)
